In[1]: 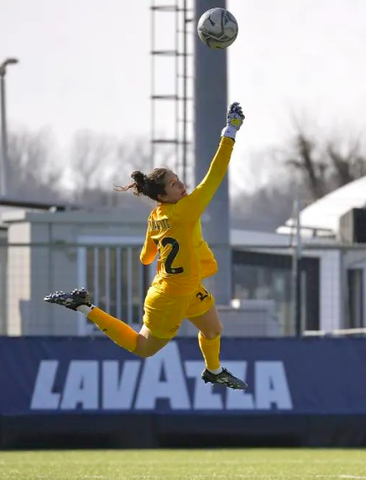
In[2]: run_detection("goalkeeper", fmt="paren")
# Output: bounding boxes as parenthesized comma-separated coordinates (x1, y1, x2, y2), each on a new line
(44, 102, 247, 390)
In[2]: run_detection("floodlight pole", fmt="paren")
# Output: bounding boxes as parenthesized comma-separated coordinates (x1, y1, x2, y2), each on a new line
(292, 198, 302, 336)
(0, 58, 19, 197)
(194, 0, 231, 306)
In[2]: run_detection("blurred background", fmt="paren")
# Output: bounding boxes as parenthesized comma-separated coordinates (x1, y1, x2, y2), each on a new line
(0, 0, 366, 450)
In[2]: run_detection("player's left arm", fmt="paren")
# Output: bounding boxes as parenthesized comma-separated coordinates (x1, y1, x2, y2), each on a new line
(173, 102, 244, 222)
(140, 229, 158, 265)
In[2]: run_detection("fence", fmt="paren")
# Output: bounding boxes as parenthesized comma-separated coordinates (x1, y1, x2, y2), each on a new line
(0, 243, 151, 336)
(0, 241, 366, 337)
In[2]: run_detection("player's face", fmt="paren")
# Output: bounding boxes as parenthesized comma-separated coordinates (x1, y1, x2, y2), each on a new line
(158, 171, 187, 203)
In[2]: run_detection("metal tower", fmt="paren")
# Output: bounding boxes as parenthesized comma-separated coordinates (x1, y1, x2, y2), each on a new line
(150, 0, 193, 184)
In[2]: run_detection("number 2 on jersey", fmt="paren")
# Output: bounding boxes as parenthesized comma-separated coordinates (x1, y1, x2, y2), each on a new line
(155, 237, 184, 275)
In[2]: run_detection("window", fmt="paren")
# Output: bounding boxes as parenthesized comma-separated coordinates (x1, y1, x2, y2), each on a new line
(79, 244, 150, 335)
(347, 269, 364, 328)
(232, 250, 319, 335)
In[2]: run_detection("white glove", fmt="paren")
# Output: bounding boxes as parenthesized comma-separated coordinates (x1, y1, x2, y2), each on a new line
(221, 102, 245, 140)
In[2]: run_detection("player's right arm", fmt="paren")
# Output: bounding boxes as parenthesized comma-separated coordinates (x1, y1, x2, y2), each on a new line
(174, 102, 245, 221)
(140, 227, 158, 265)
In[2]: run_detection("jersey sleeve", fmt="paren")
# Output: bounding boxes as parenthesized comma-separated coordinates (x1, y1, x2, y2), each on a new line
(199, 241, 218, 278)
(173, 136, 234, 221)
(140, 229, 158, 265)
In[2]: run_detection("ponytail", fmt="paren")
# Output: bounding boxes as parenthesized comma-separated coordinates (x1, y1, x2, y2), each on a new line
(114, 168, 170, 201)
(114, 170, 147, 196)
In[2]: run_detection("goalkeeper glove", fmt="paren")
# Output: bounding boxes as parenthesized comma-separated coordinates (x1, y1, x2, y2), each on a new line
(221, 102, 245, 140)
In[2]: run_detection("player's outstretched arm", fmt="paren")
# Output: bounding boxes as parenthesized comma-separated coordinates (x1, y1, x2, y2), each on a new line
(174, 102, 245, 220)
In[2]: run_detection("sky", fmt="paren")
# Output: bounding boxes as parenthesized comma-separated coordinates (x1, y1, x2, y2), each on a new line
(1, 0, 366, 194)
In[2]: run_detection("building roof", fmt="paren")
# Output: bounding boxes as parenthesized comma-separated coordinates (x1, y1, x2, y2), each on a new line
(230, 229, 292, 247)
(0, 196, 153, 225)
(277, 175, 366, 237)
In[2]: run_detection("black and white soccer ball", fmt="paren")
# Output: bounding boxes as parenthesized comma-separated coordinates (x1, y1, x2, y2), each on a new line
(197, 7, 238, 49)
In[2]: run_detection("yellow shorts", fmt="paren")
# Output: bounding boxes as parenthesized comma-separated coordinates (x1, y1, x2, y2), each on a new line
(143, 284, 215, 339)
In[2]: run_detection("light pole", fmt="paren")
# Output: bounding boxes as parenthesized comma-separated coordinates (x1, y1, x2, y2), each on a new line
(0, 57, 19, 197)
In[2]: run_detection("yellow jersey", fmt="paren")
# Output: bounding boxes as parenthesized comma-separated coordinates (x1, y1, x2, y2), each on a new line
(140, 136, 234, 295)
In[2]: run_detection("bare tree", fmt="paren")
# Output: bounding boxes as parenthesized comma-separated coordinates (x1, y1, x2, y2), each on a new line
(231, 180, 298, 232)
(283, 126, 366, 202)
(68, 130, 154, 206)
(327, 139, 366, 188)
(284, 132, 328, 201)
(231, 123, 366, 232)
(7, 129, 64, 202)
(68, 130, 113, 204)
(4, 128, 180, 208)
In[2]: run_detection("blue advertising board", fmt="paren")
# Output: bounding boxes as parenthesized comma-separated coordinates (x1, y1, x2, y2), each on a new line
(0, 337, 366, 416)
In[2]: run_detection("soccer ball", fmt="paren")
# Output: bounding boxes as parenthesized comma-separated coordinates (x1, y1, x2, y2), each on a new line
(197, 8, 238, 49)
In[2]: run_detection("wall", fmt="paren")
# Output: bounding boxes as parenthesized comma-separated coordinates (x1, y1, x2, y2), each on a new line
(1, 337, 366, 448)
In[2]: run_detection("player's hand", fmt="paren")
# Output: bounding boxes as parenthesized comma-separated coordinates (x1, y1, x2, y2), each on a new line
(227, 102, 245, 130)
(221, 102, 245, 140)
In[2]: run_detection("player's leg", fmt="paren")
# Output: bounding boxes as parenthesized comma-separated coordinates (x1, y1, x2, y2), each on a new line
(187, 286, 248, 390)
(189, 304, 222, 372)
(138, 286, 188, 355)
(44, 288, 143, 353)
(87, 305, 170, 357)
(44, 287, 182, 358)
(133, 324, 170, 357)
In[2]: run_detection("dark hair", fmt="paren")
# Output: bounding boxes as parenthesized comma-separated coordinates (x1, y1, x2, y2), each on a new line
(114, 168, 170, 201)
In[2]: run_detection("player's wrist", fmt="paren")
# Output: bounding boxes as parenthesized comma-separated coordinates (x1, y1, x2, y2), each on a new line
(221, 125, 237, 140)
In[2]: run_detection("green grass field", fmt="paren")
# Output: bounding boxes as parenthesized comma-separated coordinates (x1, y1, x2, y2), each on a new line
(0, 449, 365, 480)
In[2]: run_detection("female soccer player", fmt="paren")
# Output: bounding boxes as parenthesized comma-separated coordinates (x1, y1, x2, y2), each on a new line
(44, 102, 247, 390)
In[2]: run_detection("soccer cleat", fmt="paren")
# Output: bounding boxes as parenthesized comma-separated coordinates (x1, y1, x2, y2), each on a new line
(44, 288, 91, 311)
(202, 367, 248, 390)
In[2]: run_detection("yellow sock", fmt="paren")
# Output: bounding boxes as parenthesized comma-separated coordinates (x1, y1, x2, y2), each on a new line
(88, 307, 138, 352)
(198, 331, 221, 371)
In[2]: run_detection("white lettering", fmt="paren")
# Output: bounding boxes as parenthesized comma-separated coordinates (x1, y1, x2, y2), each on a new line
(30, 358, 293, 412)
(255, 361, 293, 410)
(102, 360, 141, 410)
(135, 342, 190, 410)
(60, 361, 98, 410)
(30, 360, 60, 410)
(185, 361, 223, 410)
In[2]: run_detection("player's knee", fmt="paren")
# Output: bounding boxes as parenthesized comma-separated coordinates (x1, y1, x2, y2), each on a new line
(142, 350, 156, 358)
(202, 322, 223, 339)
(212, 326, 223, 338)
(133, 349, 154, 359)
(133, 346, 158, 359)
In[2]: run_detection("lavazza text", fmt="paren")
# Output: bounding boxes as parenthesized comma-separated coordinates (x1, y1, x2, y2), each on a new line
(30, 342, 293, 411)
